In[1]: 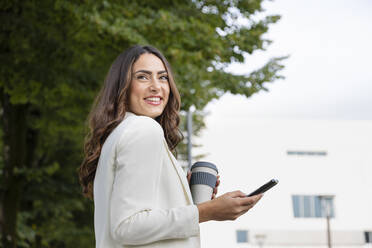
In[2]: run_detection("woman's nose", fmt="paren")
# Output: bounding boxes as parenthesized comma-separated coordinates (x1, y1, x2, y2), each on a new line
(149, 78, 161, 91)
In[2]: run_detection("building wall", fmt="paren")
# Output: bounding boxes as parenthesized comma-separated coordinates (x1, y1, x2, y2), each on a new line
(196, 118, 372, 247)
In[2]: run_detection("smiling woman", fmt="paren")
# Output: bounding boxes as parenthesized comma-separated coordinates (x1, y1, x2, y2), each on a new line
(129, 53, 170, 119)
(78, 45, 262, 248)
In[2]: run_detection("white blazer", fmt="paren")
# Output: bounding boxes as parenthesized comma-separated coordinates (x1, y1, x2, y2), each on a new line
(93, 112, 200, 248)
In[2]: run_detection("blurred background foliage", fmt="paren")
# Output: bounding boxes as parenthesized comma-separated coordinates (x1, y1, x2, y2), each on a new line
(0, 0, 285, 247)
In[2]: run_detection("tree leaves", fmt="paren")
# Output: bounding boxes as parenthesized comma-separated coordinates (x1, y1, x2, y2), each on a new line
(0, 0, 286, 246)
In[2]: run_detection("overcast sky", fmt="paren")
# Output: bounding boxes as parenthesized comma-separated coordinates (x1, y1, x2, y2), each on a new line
(204, 0, 372, 121)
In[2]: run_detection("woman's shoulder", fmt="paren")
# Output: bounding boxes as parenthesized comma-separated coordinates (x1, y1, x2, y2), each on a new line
(116, 112, 164, 143)
(124, 112, 163, 133)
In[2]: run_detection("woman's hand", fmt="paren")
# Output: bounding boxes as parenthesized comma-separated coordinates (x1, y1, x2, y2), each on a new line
(187, 171, 220, 199)
(197, 191, 263, 223)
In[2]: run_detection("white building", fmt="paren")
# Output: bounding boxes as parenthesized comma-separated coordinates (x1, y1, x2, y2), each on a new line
(196, 117, 372, 248)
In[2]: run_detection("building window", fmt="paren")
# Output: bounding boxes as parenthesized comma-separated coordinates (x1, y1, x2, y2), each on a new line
(365, 231, 372, 243)
(236, 230, 248, 243)
(287, 150, 327, 156)
(292, 195, 335, 218)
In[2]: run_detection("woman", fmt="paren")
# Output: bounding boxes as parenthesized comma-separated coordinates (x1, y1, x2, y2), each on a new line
(79, 45, 262, 248)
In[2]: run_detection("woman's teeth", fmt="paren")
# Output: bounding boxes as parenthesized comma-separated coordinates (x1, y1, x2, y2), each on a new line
(145, 97, 160, 102)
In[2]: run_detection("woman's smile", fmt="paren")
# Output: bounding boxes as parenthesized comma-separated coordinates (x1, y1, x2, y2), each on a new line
(144, 96, 163, 106)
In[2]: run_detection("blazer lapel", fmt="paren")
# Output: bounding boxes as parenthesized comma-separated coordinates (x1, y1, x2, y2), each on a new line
(163, 140, 193, 204)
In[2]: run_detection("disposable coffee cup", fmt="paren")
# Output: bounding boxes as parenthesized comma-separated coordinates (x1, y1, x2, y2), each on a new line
(190, 161, 218, 204)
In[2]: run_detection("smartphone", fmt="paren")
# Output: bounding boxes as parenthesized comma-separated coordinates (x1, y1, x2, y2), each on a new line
(246, 179, 279, 197)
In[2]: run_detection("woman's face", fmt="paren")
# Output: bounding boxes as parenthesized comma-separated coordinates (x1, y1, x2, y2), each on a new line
(128, 53, 170, 118)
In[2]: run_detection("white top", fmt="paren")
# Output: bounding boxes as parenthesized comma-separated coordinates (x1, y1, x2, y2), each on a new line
(93, 112, 200, 248)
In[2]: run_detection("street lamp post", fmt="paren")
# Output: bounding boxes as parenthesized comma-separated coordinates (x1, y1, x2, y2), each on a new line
(320, 196, 332, 248)
(325, 205, 332, 248)
(186, 109, 193, 170)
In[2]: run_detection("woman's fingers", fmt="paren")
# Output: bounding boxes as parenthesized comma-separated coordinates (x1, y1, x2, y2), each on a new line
(229, 190, 248, 198)
(213, 184, 218, 194)
(240, 194, 263, 207)
(212, 175, 220, 196)
(187, 171, 191, 184)
(232, 194, 262, 218)
(214, 176, 220, 191)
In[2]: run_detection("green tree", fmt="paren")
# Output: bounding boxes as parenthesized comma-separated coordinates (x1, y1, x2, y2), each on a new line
(0, 0, 286, 247)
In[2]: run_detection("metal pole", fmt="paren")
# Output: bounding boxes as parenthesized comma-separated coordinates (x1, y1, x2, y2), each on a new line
(321, 196, 332, 248)
(186, 109, 193, 170)
(326, 214, 332, 248)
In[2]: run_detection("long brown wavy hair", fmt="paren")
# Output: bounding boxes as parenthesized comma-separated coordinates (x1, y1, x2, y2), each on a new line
(79, 45, 182, 198)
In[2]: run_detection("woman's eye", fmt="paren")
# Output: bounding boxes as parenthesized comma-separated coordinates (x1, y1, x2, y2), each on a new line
(137, 75, 148, 80)
(160, 75, 169, 80)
